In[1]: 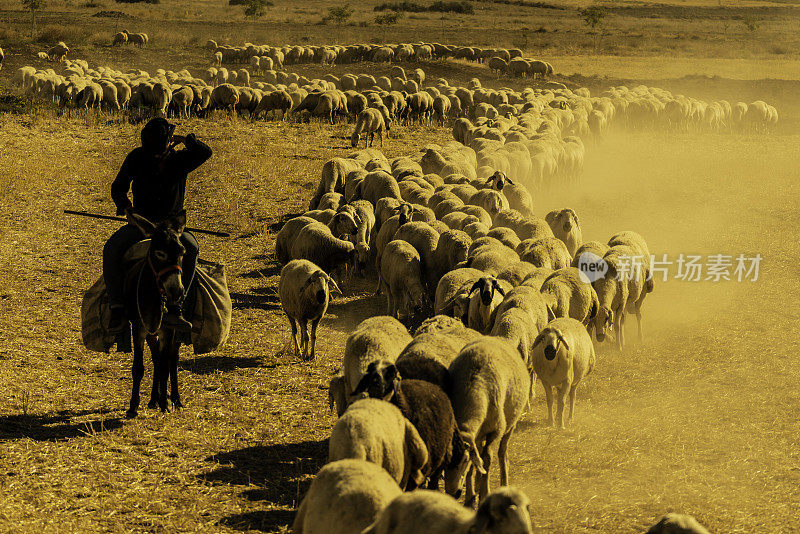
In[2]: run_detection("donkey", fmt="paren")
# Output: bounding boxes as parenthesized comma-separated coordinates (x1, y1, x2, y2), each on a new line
(124, 211, 189, 418)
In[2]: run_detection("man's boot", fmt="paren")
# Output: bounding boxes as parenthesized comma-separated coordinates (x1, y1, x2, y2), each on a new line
(163, 304, 192, 333)
(108, 305, 128, 334)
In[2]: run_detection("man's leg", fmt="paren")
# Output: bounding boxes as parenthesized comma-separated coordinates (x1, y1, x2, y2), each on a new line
(103, 224, 145, 332)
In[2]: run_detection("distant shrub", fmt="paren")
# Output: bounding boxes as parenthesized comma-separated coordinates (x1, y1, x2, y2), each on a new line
(82, 0, 102, 6)
(92, 9, 131, 17)
(229, 0, 273, 5)
(769, 44, 788, 55)
(375, 0, 472, 14)
(0, 91, 26, 114)
(375, 11, 403, 24)
(115, 0, 158, 4)
(36, 24, 93, 43)
(741, 15, 759, 32)
(324, 3, 354, 24)
(486, 0, 563, 9)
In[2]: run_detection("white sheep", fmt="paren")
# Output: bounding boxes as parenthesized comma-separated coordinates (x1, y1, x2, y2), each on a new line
(531, 317, 595, 428)
(292, 459, 401, 534)
(328, 398, 429, 490)
(380, 240, 430, 319)
(646, 513, 710, 534)
(352, 108, 387, 148)
(362, 486, 533, 534)
(447, 337, 530, 505)
(291, 221, 356, 282)
(539, 267, 599, 326)
(279, 259, 342, 361)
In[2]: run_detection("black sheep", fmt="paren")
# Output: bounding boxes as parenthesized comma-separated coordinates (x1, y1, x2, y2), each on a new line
(353, 360, 466, 492)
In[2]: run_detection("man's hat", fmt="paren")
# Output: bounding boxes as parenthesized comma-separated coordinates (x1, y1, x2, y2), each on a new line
(141, 117, 176, 153)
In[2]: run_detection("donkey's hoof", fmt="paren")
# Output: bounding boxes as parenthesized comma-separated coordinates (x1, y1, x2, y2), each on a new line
(147, 400, 158, 409)
(172, 400, 184, 409)
(126, 409, 138, 419)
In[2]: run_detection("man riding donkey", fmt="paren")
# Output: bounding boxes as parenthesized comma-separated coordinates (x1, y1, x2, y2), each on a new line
(104, 117, 212, 334)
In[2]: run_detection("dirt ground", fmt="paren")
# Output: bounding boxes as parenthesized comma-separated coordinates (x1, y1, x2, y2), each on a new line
(1, 2, 800, 530)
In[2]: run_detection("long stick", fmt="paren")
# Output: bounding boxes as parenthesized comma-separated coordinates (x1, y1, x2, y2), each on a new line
(64, 210, 231, 237)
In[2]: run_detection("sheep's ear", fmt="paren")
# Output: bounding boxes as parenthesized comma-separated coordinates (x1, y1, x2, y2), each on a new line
(492, 279, 506, 297)
(555, 330, 570, 352)
(327, 277, 342, 297)
(532, 331, 545, 349)
(505, 176, 515, 185)
(468, 279, 485, 295)
(607, 308, 614, 325)
(352, 373, 372, 397)
(546, 305, 556, 322)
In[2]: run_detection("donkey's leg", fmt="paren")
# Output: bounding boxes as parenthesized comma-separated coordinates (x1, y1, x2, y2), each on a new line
(167, 331, 182, 409)
(147, 335, 160, 410)
(156, 335, 170, 412)
(127, 329, 146, 418)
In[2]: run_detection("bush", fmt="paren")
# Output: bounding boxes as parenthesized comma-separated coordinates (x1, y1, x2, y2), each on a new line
(36, 24, 93, 43)
(325, 3, 354, 24)
(375, 11, 403, 24)
(115, 0, 159, 4)
(580, 4, 606, 30)
(0, 90, 27, 114)
(229, 0, 273, 5)
(242, 0, 271, 18)
(375, 0, 472, 14)
(82, 0, 102, 6)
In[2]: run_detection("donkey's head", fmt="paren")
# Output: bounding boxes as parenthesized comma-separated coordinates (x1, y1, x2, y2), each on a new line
(130, 211, 187, 307)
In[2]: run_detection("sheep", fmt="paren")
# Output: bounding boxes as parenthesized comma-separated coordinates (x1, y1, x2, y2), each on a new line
(365, 486, 532, 534)
(545, 208, 582, 256)
(468, 189, 509, 222)
(311, 157, 364, 209)
(112, 31, 128, 46)
(291, 459, 401, 534)
(353, 361, 464, 491)
(352, 108, 387, 148)
(496, 261, 538, 287)
(434, 267, 485, 320)
(461, 276, 511, 334)
(331, 200, 375, 273)
(253, 89, 293, 120)
(433, 229, 471, 279)
(447, 337, 530, 505)
(279, 259, 342, 360)
(290, 221, 356, 281)
(516, 237, 572, 270)
(335, 316, 412, 414)
(531, 317, 595, 428)
(467, 241, 520, 277)
(395, 319, 481, 393)
(646, 513, 711, 534)
(539, 267, 599, 326)
(353, 170, 403, 207)
(571, 241, 611, 268)
(592, 231, 653, 349)
(486, 227, 521, 251)
(486, 170, 534, 217)
(317, 192, 343, 212)
(328, 398, 429, 490)
(304, 208, 336, 225)
(393, 221, 440, 294)
(276, 216, 318, 264)
(380, 240, 431, 319)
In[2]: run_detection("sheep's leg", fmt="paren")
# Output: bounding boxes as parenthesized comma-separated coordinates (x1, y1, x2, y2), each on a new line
(543, 381, 554, 426)
(556, 384, 569, 429)
(464, 464, 477, 508)
(616, 311, 626, 350)
(308, 318, 319, 360)
(568, 384, 578, 423)
(427, 466, 443, 491)
(288, 317, 300, 356)
(497, 426, 515, 486)
(299, 320, 310, 360)
(477, 440, 494, 503)
(127, 331, 146, 418)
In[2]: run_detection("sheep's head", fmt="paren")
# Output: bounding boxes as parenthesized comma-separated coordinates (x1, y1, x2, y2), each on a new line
(444, 431, 471, 497)
(350, 132, 360, 148)
(594, 305, 614, 343)
(329, 210, 359, 239)
(301, 270, 341, 305)
(487, 170, 514, 191)
(470, 276, 505, 307)
(533, 327, 570, 363)
(352, 360, 400, 401)
(355, 242, 370, 271)
(470, 487, 533, 534)
(397, 203, 414, 225)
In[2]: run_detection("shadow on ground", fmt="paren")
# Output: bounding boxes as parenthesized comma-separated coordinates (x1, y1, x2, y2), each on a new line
(0, 409, 123, 442)
(202, 439, 326, 506)
(180, 354, 264, 374)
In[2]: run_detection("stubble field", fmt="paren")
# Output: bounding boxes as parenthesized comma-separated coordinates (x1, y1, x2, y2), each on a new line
(1, 0, 800, 532)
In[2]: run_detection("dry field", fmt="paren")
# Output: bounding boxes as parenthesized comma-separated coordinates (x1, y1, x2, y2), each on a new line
(1, 1, 800, 532)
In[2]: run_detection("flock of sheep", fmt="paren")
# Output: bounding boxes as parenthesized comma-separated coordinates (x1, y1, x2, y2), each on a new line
(111, 29, 150, 47)
(12, 51, 779, 139)
(274, 70, 723, 533)
(207, 39, 553, 78)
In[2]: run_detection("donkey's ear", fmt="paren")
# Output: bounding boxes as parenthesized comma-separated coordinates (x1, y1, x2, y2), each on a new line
(129, 212, 157, 237)
(168, 210, 187, 234)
